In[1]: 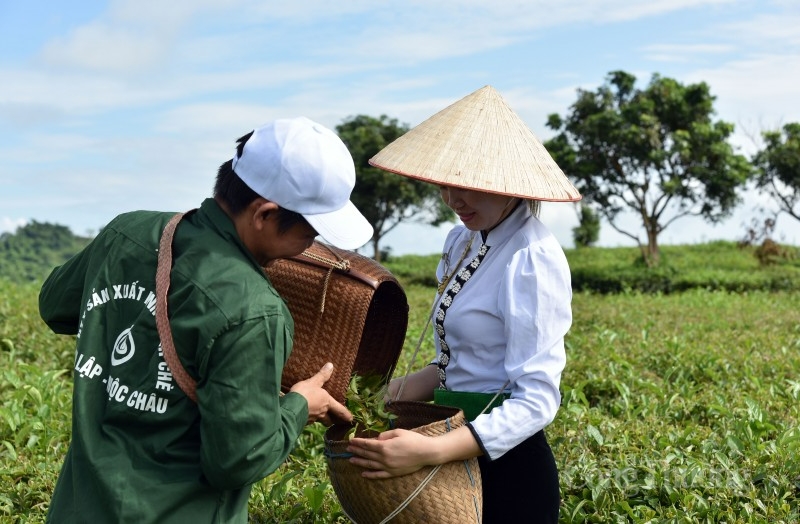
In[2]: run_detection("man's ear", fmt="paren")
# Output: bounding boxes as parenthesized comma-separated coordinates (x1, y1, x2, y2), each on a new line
(249, 199, 280, 231)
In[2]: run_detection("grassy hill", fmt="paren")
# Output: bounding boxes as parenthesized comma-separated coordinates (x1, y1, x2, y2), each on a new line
(0, 222, 92, 282)
(386, 240, 800, 294)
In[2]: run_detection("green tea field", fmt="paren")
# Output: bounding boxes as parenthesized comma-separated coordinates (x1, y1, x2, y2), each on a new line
(1, 242, 798, 523)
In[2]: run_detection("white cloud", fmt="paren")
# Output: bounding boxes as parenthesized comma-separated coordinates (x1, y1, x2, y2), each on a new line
(0, 218, 28, 235)
(718, 12, 800, 46)
(34, 0, 243, 74)
(588, 0, 735, 23)
(643, 43, 734, 62)
(40, 24, 166, 73)
(685, 53, 800, 154)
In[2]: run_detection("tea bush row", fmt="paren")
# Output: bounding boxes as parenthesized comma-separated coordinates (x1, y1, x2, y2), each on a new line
(1, 242, 799, 522)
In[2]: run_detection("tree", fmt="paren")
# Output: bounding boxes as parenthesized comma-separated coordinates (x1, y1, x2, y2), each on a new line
(336, 115, 453, 262)
(545, 70, 752, 266)
(752, 122, 800, 223)
(572, 204, 600, 248)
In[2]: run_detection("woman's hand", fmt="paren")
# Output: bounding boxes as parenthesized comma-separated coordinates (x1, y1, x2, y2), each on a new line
(346, 425, 481, 479)
(347, 429, 434, 479)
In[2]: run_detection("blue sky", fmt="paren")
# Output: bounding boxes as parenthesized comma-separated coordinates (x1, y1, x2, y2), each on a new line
(1, 0, 798, 256)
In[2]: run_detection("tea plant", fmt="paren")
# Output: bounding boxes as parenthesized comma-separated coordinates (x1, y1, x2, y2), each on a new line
(343, 374, 396, 439)
(552, 288, 800, 522)
(0, 281, 73, 523)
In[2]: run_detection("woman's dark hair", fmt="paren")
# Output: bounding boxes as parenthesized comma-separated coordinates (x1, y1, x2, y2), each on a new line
(214, 131, 311, 235)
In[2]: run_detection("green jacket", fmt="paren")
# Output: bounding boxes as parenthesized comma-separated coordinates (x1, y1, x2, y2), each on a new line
(39, 198, 309, 523)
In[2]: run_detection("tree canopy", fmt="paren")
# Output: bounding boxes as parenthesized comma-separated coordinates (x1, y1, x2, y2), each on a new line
(572, 204, 601, 248)
(0, 221, 92, 282)
(545, 70, 752, 266)
(336, 114, 453, 261)
(753, 122, 800, 223)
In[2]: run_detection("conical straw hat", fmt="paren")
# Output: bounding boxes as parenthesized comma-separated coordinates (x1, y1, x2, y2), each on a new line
(369, 85, 581, 202)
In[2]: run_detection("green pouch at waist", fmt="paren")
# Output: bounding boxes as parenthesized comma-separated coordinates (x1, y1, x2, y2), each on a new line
(433, 389, 511, 421)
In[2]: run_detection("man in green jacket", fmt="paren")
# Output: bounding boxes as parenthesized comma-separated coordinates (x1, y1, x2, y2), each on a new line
(39, 117, 373, 523)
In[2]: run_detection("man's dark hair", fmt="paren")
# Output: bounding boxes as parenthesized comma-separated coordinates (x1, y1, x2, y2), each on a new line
(214, 131, 311, 235)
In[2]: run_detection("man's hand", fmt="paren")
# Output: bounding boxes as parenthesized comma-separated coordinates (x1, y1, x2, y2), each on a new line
(289, 363, 353, 426)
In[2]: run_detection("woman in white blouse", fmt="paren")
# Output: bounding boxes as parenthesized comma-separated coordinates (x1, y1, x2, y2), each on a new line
(347, 85, 581, 523)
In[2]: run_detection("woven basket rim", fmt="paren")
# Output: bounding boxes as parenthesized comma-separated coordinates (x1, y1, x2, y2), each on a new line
(325, 401, 465, 444)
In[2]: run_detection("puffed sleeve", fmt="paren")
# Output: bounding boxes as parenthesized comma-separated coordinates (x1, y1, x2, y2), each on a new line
(468, 236, 571, 460)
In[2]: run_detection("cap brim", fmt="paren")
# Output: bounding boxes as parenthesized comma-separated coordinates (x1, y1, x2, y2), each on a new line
(303, 200, 373, 250)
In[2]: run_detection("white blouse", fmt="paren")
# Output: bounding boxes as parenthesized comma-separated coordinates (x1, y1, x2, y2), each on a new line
(433, 203, 572, 460)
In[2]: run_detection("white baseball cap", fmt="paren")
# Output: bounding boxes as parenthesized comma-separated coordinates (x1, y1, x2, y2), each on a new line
(232, 117, 373, 250)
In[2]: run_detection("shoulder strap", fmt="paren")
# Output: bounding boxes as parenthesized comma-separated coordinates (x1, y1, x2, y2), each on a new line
(155, 211, 198, 403)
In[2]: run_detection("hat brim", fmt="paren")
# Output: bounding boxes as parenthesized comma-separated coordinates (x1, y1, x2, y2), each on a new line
(304, 200, 373, 250)
(368, 85, 582, 202)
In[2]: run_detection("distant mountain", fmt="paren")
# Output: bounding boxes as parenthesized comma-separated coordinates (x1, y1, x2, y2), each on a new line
(0, 221, 93, 282)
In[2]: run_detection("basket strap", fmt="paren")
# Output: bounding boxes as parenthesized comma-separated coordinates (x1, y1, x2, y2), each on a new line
(155, 211, 199, 403)
(378, 465, 443, 524)
(297, 245, 364, 314)
(295, 247, 381, 289)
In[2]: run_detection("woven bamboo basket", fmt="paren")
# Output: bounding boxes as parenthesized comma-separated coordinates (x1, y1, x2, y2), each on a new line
(264, 241, 408, 403)
(325, 401, 483, 524)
